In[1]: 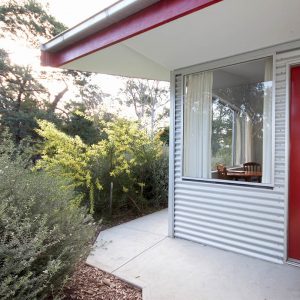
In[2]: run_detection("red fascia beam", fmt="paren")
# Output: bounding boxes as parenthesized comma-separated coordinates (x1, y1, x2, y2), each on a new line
(41, 0, 222, 67)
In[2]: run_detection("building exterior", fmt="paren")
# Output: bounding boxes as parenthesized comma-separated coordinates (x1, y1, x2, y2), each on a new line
(41, 0, 300, 265)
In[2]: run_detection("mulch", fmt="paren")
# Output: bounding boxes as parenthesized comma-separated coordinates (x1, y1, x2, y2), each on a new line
(63, 208, 165, 299)
(64, 262, 142, 300)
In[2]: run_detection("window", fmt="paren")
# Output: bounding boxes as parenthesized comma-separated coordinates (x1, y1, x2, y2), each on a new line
(183, 57, 273, 184)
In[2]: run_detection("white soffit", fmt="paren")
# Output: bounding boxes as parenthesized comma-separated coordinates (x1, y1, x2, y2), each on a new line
(61, 0, 300, 80)
(124, 0, 300, 70)
(61, 43, 170, 81)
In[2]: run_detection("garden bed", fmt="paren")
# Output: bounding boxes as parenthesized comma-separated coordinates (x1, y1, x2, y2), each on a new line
(64, 263, 142, 300)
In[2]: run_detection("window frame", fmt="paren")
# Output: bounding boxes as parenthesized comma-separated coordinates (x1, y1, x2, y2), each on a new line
(180, 53, 276, 188)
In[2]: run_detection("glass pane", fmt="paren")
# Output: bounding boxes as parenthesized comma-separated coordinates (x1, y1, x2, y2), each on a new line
(211, 98, 233, 169)
(183, 57, 273, 184)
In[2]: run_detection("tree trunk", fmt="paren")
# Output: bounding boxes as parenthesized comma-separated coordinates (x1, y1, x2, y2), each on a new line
(48, 85, 68, 112)
(109, 181, 113, 216)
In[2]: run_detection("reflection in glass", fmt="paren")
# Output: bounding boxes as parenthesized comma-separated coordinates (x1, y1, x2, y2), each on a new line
(183, 57, 273, 184)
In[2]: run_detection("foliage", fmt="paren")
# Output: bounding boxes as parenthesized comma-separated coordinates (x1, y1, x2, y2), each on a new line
(35, 118, 167, 217)
(211, 98, 233, 168)
(0, 1, 108, 145)
(0, 0, 169, 298)
(0, 48, 62, 142)
(157, 126, 169, 145)
(121, 79, 169, 136)
(139, 145, 169, 208)
(63, 108, 101, 145)
(35, 120, 101, 213)
(0, 139, 96, 300)
(0, 0, 67, 46)
(100, 119, 166, 213)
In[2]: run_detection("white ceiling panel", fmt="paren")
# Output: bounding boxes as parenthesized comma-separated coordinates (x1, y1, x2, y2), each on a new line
(61, 0, 300, 80)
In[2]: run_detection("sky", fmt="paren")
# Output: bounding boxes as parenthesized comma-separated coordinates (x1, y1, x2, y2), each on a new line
(46, 0, 120, 28)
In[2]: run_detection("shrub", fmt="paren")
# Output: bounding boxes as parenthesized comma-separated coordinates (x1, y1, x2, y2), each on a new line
(0, 150, 96, 299)
(147, 145, 169, 208)
(35, 118, 167, 217)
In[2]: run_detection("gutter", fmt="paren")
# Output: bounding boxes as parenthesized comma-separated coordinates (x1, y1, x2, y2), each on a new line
(41, 0, 159, 52)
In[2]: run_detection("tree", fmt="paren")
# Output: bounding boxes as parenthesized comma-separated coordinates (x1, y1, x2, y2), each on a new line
(61, 74, 110, 145)
(0, 0, 67, 47)
(74, 74, 108, 117)
(0, 48, 60, 142)
(0, 0, 108, 143)
(62, 104, 101, 145)
(122, 79, 169, 137)
(0, 0, 68, 141)
(211, 98, 233, 167)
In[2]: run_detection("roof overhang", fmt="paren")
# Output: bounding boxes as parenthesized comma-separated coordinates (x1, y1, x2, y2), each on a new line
(41, 0, 221, 81)
(41, 0, 161, 53)
(41, 0, 300, 81)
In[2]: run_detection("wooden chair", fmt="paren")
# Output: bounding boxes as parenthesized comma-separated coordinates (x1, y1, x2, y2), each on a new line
(243, 162, 261, 182)
(217, 164, 228, 180)
(243, 162, 261, 172)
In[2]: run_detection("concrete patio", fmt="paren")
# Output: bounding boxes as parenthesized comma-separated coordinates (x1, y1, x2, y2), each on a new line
(87, 209, 300, 300)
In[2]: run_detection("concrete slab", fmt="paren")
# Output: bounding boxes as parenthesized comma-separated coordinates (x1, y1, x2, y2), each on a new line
(114, 237, 300, 300)
(118, 209, 168, 236)
(87, 209, 300, 300)
(87, 209, 167, 273)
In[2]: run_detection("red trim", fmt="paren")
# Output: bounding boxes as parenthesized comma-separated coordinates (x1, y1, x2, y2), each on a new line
(289, 66, 300, 261)
(41, 0, 222, 67)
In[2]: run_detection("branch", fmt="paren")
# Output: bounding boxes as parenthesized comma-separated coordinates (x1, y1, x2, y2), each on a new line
(48, 81, 68, 112)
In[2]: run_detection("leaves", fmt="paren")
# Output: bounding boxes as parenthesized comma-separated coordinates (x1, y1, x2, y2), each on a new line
(35, 118, 164, 215)
(0, 143, 96, 299)
(0, 0, 67, 47)
(121, 79, 169, 136)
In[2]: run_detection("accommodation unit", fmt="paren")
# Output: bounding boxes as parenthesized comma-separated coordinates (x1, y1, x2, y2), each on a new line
(41, 0, 300, 265)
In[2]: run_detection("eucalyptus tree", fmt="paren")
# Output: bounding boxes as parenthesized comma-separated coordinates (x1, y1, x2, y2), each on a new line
(122, 79, 169, 137)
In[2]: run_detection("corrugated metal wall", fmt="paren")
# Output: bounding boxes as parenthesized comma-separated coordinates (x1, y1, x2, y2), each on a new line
(172, 50, 298, 263)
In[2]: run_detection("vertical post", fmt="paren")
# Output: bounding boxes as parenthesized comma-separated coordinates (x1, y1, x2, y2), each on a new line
(288, 66, 300, 260)
(109, 181, 113, 216)
(168, 71, 176, 238)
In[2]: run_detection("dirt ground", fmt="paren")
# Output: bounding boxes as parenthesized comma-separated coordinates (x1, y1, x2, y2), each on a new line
(64, 263, 142, 300)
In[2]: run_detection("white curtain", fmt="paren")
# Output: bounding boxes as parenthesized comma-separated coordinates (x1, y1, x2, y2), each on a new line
(184, 71, 213, 178)
(244, 114, 253, 162)
(234, 112, 252, 165)
(234, 113, 242, 165)
(262, 58, 273, 183)
(233, 113, 253, 166)
(245, 115, 253, 162)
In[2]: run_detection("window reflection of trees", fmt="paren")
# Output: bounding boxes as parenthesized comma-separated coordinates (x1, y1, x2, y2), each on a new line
(212, 81, 268, 169)
(215, 82, 265, 137)
(211, 97, 233, 168)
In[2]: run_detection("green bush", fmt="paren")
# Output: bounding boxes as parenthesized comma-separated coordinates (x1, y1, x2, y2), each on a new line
(0, 151, 96, 299)
(148, 145, 169, 208)
(35, 118, 169, 218)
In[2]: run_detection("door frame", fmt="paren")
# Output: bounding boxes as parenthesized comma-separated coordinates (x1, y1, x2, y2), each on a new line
(285, 57, 300, 264)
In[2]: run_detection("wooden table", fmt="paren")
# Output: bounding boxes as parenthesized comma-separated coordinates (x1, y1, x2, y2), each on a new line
(227, 170, 262, 182)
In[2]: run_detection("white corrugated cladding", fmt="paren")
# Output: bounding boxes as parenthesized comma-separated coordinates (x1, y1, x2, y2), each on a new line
(172, 49, 296, 263)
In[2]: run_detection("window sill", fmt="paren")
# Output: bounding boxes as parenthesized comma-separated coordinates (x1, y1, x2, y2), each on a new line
(181, 176, 275, 190)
